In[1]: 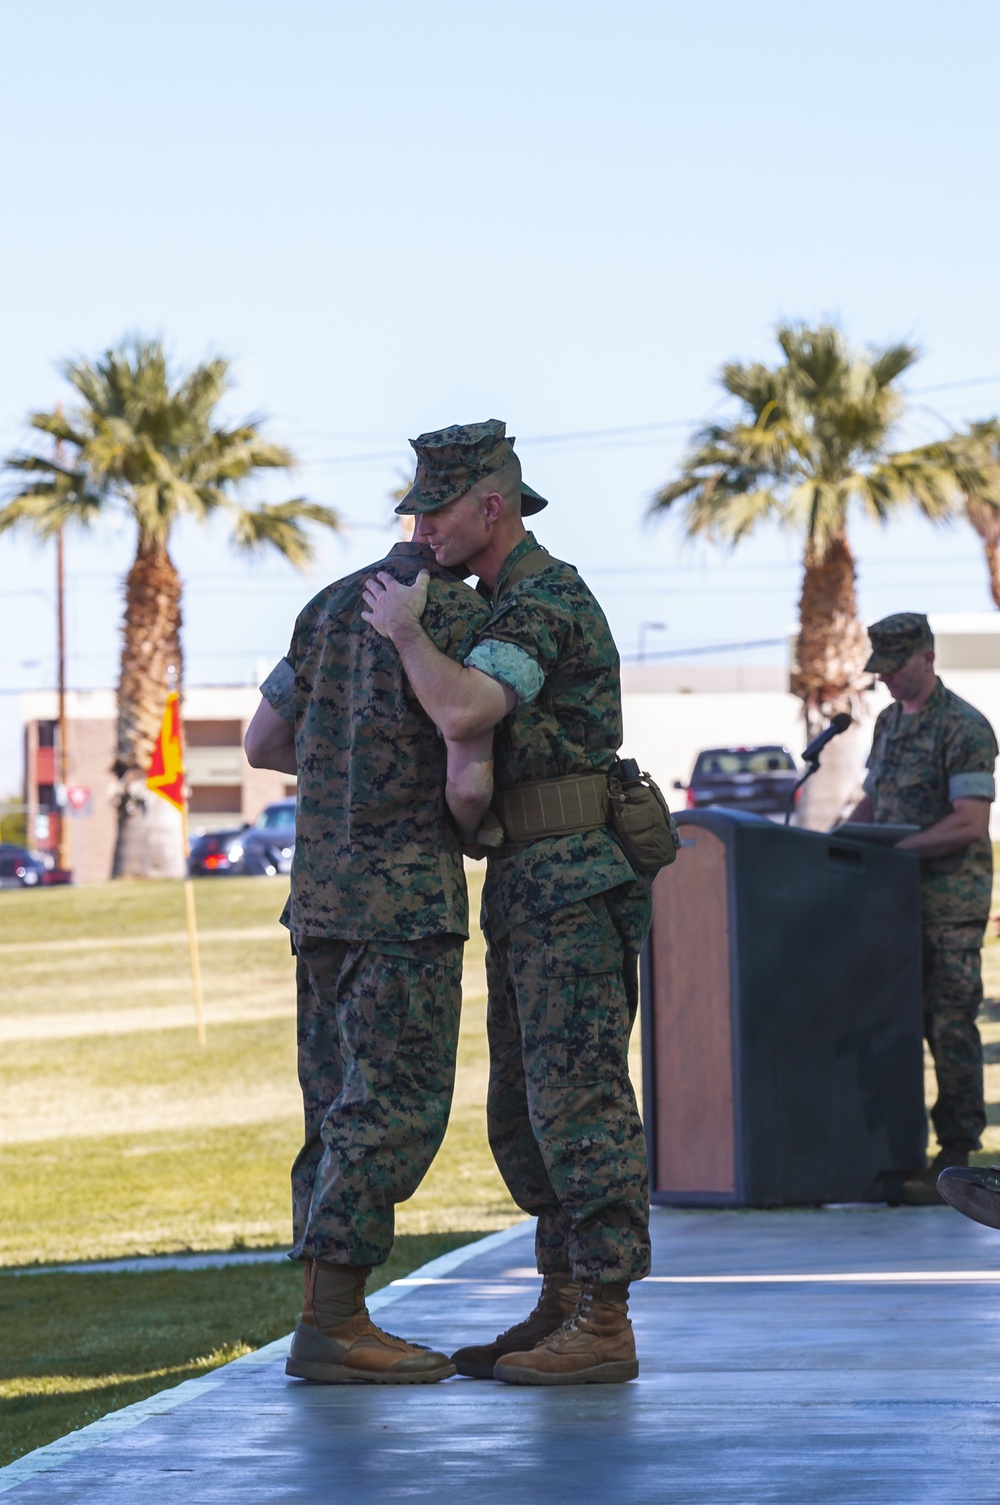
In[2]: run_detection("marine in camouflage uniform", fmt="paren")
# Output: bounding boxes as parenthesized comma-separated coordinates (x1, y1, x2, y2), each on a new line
(365, 421, 652, 1384)
(467, 533, 652, 1286)
(260, 543, 489, 1266)
(859, 613, 997, 1180)
(249, 540, 491, 1384)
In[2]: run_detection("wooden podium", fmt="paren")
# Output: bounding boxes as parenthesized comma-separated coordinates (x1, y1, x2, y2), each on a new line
(640, 810, 926, 1206)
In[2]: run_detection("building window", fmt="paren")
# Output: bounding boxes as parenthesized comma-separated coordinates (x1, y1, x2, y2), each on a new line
(37, 721, 57, 748)
(185, 720, 243, 748)
(188, 785, 243, 814)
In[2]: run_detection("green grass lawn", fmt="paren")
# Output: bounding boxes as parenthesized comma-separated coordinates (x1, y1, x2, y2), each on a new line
(0, 869, 532, 1465)
(0, 871, 526, 1265)
(0, 1235, 477, 1467)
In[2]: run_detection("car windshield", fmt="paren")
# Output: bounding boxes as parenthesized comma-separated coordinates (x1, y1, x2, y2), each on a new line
(694, 748, 794, 776)
(254, 805, 295, 830)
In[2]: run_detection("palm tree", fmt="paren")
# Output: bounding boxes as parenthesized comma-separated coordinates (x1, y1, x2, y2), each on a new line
(949, 420, 1000, 607)
(1, 337, 342, 878)
(650, 323, 975, 826)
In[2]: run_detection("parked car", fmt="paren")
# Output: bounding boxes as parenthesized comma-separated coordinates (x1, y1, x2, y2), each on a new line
(0, 843, 50, 889)
(674, 745, 799, 819)
(188, 828, 247, 877)
(239, 798, 296, 876)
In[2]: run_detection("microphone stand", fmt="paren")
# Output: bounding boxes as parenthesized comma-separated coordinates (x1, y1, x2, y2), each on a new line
(783, 757, 820, 828)
(784, 713, 853, 827)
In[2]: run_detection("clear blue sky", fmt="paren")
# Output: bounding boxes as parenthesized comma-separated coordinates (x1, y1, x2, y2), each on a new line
(2, 0, 999, 791)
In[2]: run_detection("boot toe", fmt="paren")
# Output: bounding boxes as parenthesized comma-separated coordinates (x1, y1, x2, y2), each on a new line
(938, 1166, 1000, 1229)
(384, 1348, 456, 1381)
(493, 1351, 639, 1386)
(451, 1344, 500, 1380)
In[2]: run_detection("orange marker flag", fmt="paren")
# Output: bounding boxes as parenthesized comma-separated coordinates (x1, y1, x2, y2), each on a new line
(145, 685, 206, 1047)
(147, 691, 185, 809)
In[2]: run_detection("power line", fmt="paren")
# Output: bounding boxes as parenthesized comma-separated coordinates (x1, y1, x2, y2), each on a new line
(291, 377, 1000, 466)
(908, 374, 1000, 395)
(299, 422, 702, 468)
(620, 637, 786, 663)
(516, 420, 699, 446)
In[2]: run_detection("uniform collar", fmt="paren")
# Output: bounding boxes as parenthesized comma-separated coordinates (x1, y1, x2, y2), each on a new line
(893, 674, 945, 724)
(387, 539, 472, 581)
(388, 540, 436, 562)
(483, 532, 539, 604)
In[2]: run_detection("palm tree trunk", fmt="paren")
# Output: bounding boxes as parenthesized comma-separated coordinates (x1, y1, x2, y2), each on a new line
(983, 538, 1000, 609)
(111, 537, 186, 878)
(790, 534, 870, 831)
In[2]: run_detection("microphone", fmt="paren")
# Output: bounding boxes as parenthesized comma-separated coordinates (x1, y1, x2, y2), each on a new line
(802, 712, 852, 764)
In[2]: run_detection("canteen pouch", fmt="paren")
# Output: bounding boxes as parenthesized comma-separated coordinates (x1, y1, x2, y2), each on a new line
(607, 758, 680, 875)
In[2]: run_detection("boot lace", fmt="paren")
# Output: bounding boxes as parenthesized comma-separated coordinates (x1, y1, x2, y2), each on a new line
(553, 1286, 595, 1340)
(492, 1279, 570, 1344)
(357, 1313, 429, 1352)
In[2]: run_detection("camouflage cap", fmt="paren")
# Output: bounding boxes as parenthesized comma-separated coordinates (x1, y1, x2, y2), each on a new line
(864, 612, 935, 674)
(395, 419, 548, 516)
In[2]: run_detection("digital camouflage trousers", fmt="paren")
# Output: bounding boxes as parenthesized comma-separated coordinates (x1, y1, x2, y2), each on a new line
(290, 933, 464, 1266)
(923, 921, 986, 1153)
(483, 881, 653, 1285)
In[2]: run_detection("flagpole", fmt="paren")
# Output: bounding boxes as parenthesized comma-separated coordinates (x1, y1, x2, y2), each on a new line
(163, 665, 206, 1048)
(180, 799, 207, 1049)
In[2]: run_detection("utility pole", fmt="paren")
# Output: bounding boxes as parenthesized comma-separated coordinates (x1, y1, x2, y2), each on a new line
(56, 522, 70, 872)
(638, 621, 667, 663)
(54, 407, 71, 875)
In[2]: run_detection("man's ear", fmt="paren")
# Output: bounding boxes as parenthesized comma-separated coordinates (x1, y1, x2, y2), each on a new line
(479, 491, 504, 527)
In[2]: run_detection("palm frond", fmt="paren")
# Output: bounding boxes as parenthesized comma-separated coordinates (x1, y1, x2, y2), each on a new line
(650, 322, 973, 549)
(0, 479, 105, 537)
(869, 341, 921, 389)
(683, 486, 784, 545)
(226, 498, 342, 569)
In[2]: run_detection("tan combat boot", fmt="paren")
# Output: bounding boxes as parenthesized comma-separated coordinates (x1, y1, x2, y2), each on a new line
(285, 1260, 455, 1384)
(903, 1149, 969, 1206)
(451, 1272, 581, 1378)
(493, 1281, 638, 1386)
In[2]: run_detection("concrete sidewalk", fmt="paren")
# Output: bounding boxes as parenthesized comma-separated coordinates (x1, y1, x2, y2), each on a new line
(4, 1205, 1000, 1503)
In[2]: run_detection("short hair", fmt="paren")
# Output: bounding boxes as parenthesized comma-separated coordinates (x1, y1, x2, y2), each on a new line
(469, 454, 522, 512)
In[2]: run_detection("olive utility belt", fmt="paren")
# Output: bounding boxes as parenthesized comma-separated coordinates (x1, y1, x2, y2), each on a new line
(496, 773, 609, 842)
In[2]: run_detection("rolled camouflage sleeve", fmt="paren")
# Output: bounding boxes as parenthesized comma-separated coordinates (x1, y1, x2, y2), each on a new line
(950, 771, 996, 801)
(465, 638, 544, 706)
(945, 710, 998, 806)
(260, 657, 296, 724)
(466, 573, 576, 710)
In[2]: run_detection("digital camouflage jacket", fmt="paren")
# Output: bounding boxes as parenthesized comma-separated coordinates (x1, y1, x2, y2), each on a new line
(864, 677, 998, 926)
(466, 533, 636, 937)
(262, 541, 490, 942)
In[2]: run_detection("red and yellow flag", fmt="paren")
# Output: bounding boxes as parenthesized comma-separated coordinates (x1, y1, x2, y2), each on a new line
(147, 691, 185, 810)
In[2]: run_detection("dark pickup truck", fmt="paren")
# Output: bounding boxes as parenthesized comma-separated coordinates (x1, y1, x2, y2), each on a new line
(675, 744, 800, 819)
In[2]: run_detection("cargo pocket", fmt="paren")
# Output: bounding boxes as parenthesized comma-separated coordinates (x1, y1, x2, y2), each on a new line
(541, 903, 624, 1086)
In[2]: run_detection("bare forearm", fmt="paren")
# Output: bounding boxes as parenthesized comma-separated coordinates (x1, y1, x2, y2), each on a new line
(251, 743, 297, 776)
(841, 794, 874, 825)
(392, 619, 511, 740)
(445, 732, 494, 846)
(245, 700, 298, 775)
(361, 567, 513, 737)
(897, 800, 991, 859)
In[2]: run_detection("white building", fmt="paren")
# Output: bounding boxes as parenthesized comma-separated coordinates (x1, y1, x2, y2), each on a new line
(20, 613, 1000, 882)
